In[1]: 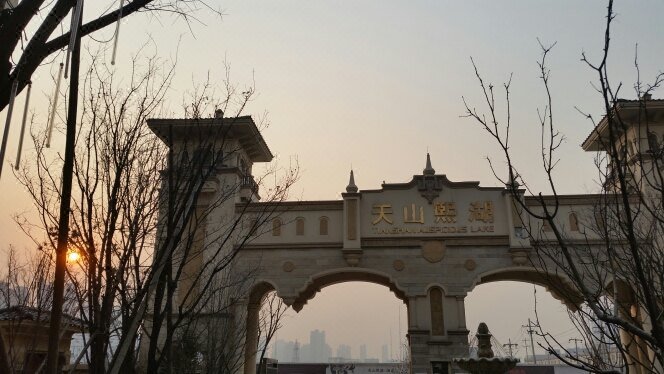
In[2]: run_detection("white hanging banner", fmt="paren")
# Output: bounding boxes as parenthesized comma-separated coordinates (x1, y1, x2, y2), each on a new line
(46, 63, 64, 148)
(111, 0, 125, 65)
(64, 0, 84, 79)
(0, 80, 19, 178)
(15, 81, 32, 169)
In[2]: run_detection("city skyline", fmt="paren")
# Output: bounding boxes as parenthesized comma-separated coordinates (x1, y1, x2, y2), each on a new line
(271, 328, 403, 363)
(269, 322, 584, 365)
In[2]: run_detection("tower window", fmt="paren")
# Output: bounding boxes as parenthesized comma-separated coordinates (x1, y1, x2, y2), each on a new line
(272, 219, 281, 236)
(295, 217, 305, 236)
(569, 212, 579, 231)
(429, 287, 445, 336)
(319, 216, 329, 235)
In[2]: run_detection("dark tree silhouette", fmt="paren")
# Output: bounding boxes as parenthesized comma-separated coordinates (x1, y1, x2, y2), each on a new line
(0, 0, 217, 112)
(463, 1, 664, 372)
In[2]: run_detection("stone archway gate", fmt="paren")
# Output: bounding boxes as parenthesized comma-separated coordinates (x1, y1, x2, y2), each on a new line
(235, 159, 596, 374)
(145, 116, 608, 374)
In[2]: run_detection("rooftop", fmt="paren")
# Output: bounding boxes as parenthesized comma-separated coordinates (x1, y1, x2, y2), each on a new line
(582, 96, 664, 151)
(147, 115, 273, 162)
(0, 305, 84, 328)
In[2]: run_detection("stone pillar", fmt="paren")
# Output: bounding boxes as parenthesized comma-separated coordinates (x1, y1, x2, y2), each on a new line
(446, 295, 470, 373)
(408, 329, 432, 374)
(405, 293, 470, 374)
(342, 173, 362, 266)
(407, 296, 431, 373)
(242, 298, 260, 374)
(454, 296, 466, 330)
(615, 281, 645, 374)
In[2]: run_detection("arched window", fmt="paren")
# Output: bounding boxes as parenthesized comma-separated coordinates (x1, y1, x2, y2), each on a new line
(648, 131, 660, 152)
(272, 218, 281, 236)
(295, 217, 305, 236)
(569, 212, 579, 231)
(248, 219, 258, 236)
(319, 216, 329, 235)
(429, 287, 445, 336)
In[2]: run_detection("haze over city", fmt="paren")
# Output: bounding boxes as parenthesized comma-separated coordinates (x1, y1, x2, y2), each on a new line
(1, 1, 663, 373)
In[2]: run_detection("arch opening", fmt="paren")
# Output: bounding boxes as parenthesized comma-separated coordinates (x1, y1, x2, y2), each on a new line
(266, 282, 409, 365)
(291, 270, 407, 312)
(472, 269, 583, 311)
(465, 280, 584, 366)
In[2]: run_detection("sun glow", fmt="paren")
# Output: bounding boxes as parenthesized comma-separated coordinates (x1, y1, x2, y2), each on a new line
(67, 250, 81, 263)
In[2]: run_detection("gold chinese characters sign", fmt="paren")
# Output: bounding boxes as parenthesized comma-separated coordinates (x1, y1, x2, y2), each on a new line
(369, 200, 496, 235)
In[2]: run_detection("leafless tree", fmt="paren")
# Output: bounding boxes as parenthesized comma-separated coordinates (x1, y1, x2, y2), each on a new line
(462, 1, 663, 373)
(135, 75, 297, 374)
(14, 48, 173, 373)
(257, 291, 288, 365)
(0, 246, 80, 373)
(0, 0, 220, 112)
(2, 1, 222, 371)
(14, 48, 297, 373)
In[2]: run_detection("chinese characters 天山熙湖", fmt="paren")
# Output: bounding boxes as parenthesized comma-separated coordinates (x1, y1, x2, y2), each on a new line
(372, 204, 393, 224)
(434, 201, 457, 223)
(468, 201, 494, 223)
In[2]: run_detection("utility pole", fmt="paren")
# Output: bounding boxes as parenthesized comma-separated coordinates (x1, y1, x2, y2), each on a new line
(45, 3, 83, 374)
(522, 339, 530, 363)
(522, 319, 539, 364)
(569, 338, 583, 358)
(503, 338, 518, 358)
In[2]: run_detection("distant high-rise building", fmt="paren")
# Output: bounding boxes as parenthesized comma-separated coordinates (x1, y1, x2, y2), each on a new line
(293, 340, 300, 362)
(274, 339, 296, 362)
(309, 329, 331, 362)
(296, 329, 332, 362)
(381, 344, 389, 363)
(337, 344, 351, 360)
(360, 344, 367, 361)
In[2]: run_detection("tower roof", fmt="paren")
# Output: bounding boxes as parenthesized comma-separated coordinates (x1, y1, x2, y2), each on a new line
(147, 115, 273, 162)
(581, 98, 664, 151)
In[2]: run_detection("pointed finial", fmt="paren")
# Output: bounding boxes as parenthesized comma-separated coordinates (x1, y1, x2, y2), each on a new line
(423, 153, 435, 175)
(346, 169, 358, 193)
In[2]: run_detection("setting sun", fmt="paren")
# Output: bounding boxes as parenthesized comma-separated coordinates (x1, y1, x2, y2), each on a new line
(66, 250, 81, 263)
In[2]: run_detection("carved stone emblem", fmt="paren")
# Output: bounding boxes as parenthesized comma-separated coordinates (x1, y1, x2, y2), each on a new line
(416, 175, 444, 204)
(464, 259, 477, 271)
(282, 261, 295, 272)
(422, 241, 445, 263)
(393, 259, 405, 271)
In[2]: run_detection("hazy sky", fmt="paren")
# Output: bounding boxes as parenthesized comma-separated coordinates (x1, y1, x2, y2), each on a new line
(2, 0, 663, 363)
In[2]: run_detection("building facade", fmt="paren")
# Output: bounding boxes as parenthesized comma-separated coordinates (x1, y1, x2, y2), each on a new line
(141, 97, 664, 374)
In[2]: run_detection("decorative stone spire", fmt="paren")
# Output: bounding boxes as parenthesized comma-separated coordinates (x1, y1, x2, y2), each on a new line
(346, 169, 358, 193)
(423, 153, 435, 175)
